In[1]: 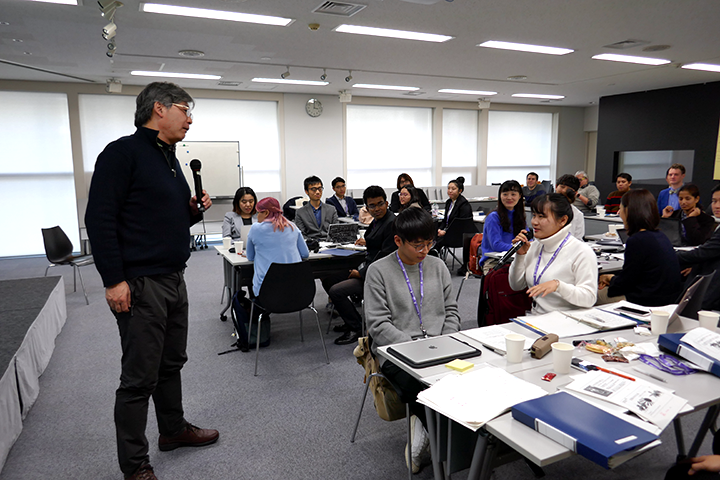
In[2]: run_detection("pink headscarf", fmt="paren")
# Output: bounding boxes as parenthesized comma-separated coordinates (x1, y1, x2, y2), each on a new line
(256, 197, 293, 232)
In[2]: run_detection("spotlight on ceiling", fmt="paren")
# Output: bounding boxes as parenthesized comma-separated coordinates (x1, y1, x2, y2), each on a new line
(98, 0, 123, 18)
(106, 41, 117, 57)
(345, 70, 352, 82)
(280, 67, 290, 79)
(320, 68, 327, 81)
(102, 22, 116, 40)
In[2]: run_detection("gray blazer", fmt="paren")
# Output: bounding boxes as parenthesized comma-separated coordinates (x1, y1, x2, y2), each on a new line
(294, 202, 338, 240)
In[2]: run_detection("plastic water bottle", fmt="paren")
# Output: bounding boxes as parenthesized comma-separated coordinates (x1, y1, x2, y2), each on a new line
(432, 202, 439, 218)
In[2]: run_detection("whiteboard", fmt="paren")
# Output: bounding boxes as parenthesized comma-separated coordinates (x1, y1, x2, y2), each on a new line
(176, 141, 240, 198)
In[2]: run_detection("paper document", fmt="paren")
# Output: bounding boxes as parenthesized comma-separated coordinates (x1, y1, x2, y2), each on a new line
(562, 308, 637, 330)
(564, 370, 688, 431)
(516, 311, 598, 338)
(681, 328, 720, 362)
(460, 326, 533, 354)
(417, 365, 547, 431)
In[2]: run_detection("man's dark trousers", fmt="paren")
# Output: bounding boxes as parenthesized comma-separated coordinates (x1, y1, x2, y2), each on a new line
(113, 271, 189, 476)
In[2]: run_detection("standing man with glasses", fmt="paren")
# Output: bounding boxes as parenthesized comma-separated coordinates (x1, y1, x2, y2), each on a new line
(328, 185, 397, 345)
(294, 175, 338, 240)
(85, 82, 218, 480)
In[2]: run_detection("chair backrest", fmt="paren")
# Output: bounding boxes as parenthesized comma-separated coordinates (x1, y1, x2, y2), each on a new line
(443, 217, 477, 248)
(282, 196, 303, 221)
(540, 180, 554, 194)
(677, 271, 715, 320)
(257, 261, 316, 314)
(41, 226, 74, 263)
(658, 217, 683, 247)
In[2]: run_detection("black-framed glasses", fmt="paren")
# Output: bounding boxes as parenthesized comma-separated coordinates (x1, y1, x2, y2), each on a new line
(366, 201, 386, 211)
(638, 354, 695, 376)
(172, 103, 193, 119)
(308, 187, 324, 193)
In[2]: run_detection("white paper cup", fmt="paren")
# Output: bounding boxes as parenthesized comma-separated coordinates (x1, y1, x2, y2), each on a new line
(505, 333, 526, 363)
(551, 342, 574, 374)
(650, 310, 670, 335)
(608, 224, 618, 235)
(596, 207, 606, 217)
(698, 310, 719, 331)
(359, 229, 366, 239)
(223, 237, 232, 249)
(234, 240, 244, 253)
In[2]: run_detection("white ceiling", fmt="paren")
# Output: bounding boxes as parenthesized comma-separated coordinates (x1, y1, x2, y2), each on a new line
(1, 0, 720, 106)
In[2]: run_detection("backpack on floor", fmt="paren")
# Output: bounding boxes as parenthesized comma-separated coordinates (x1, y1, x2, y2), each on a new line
(477, 264, 533, 327)
(467, 233, 484, 276)
(231, 291, 271, 351)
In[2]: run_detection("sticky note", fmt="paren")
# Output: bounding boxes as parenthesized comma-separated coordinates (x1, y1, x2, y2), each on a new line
(445, 359, 474, 372)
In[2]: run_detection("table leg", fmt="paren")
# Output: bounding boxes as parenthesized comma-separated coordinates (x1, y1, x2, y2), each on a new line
(466, 430, 489, 480)
(687, 405, 720, 459)
(219, 258, 234, 321)
(424, 406, 445, 480)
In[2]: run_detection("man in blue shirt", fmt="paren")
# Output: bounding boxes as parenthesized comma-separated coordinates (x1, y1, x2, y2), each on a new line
(658, 163, 686, 214)
(294, 176, 338, 239)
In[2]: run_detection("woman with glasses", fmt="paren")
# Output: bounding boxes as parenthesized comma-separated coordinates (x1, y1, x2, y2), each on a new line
(222, 187, 258, 240)
(397, 185, 422, 213)
(480, 180, 527, 274)
(389, 173, 431, 213)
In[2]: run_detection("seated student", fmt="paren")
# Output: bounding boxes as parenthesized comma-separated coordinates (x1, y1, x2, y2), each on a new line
(389, 173, 431, 213)
(664, 431, 720, 480)
(509, 194, 598, 314)
(657, 163, 687, 212)
(246, 197, 309, 297)
(574, 170, 601, 215)
(598, 189, 682, 306)
(436, 176, 473, 241)
(294, 175, 338, 240)
(365, 207, 461, 473)
(325, 176, 359, 220)
(661, 183, 716, 246)
(554, 174, 585, 240)
(222, 187, 258, 240)
(676, 183, 720, 311)
(480, 180, 526, 274)
(397, 185, 422, 213)
(328, 186, 397, 345)
(522, 171, 546, 204)
(604, 173, 632, 214)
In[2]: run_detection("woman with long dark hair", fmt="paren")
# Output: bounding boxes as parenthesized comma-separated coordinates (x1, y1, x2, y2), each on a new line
(661, 183, 715, 246)
(479, 180, 527, 273)
(222, 186, 258, 240)
(389, 173, 431, 213)
(397, 185, 421, 213)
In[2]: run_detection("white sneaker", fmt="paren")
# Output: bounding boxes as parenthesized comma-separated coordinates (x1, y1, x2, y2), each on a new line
(405, 415, 429, 473)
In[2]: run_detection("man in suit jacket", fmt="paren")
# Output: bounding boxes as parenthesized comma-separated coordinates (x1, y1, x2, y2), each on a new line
(294, 175, 338, 240)
(326, 176, 359, 220)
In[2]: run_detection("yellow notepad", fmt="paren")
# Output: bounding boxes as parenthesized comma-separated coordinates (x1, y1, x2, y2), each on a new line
(445, 359, 474, 373)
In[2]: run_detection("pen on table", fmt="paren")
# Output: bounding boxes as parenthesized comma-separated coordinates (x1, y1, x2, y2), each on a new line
(510, 318, 547, 336)
(482, 345, 505, 355)
(595, 365, 635, 381)
(631, 367, 667, 383)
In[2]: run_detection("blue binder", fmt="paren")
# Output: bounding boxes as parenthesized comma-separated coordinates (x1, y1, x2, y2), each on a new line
(512, 391, 660, 469)
(658, 333, 720, 378)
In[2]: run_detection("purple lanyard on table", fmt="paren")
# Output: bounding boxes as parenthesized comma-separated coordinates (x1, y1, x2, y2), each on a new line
(396, 252, 427, 338)
(533, 233, 571, 286)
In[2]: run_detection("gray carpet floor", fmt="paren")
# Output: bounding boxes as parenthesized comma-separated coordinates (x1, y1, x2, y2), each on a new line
(0, 248, 714, 480)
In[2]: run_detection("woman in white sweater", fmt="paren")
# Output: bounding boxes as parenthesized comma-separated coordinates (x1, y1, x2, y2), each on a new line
(509, 193, 598, 314)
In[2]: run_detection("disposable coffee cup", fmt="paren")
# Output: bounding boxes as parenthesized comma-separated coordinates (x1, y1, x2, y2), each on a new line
(551, 342, 574, 374)
(596, 207, 605, 217)
(650, 310, 670, 336)
(608, 224, 618, 235)
(234, 240, 244, 253)
(223, 237, 232, 249)
(359, 229, 366, 240)
(505, 333, 526, 363)
(698, 310, 719, 331)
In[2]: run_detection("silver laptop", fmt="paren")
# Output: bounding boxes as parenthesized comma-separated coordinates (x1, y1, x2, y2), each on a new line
(388, 336, 481, 368)
(326, 223, 359, 244)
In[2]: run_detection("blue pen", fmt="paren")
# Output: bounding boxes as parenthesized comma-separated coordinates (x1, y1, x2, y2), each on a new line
(510, 318, 546, 336)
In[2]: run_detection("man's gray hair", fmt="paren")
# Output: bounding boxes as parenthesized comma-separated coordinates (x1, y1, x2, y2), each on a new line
(575, 170, 588, 180)
(134, 82, 193, 128)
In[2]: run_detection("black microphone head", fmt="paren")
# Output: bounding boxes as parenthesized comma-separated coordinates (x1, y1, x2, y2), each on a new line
(190, 159, 202, 171)
(526, 229, 534, 241)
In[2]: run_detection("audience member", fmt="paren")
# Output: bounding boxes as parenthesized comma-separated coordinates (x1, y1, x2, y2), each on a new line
(509, 194, 598, 314)
(365, 207, 460, 473)
(294, 176, 338, 239)
(676, 183, 720, 311)
(598, 189, 682, 306)
(480, 180, 526, 274)
(326, 176, 359, 220)
(657, 163, 687, 212)
(573, 170, 600, 215)
(604, 173, 632, 214)
(389, 173, 431, 213)
(661, 183, 715, 246)
(222, 187, 258, 240)
(522, 172, 546, 204)
(246, 197, 309, 297)
(554, 174, 585, 240)
(436, 176, 472, 241)
(664, 431, 720, 480)
(397, 185, 422, 213)
(328, 186, 397, 345)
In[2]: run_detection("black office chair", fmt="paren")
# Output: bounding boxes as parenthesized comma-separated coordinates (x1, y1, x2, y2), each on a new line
(678, 271, 715, 320)
(41, 226, 95, 305)
(659, 217, 683, 247)
(282, 196, 304, 222)
(437, 216, 477, 270)
(248, 261, 329, 376)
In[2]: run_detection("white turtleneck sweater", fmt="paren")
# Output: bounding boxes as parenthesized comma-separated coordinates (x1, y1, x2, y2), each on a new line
(508, 224, 598, 315)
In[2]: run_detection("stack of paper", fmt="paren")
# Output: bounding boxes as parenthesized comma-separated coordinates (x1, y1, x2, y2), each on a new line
(416, 365, 547, 431)
(460, 325, 533, 354)
(515, 307, 637, 338)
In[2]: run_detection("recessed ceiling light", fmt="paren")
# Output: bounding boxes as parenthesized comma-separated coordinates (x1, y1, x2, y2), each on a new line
(592, 53, 670, 66)
(12, 39, 23, 43)
(334, 24, 453, 43)
(139, 3, 294, 27)
(478, 40, 573, 56)
(251, 78, 329, 86)
(0, 21, 9, 25)
(681, 63, 720, 73)
(23, 51, 32, 55)
(178, 50, 205, 57)
(507, 75, 528, 81)
(512, 93, 565, 100)
(131, 70, 222, 80)
(438, 89, 497, 96)
(26, 0, 78, 4)
(352, 83, 420, 91)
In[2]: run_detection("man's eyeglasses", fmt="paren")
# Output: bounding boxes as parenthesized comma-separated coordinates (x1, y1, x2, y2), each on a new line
(408, 241, 435, 253)
(172, 103, 193, 120)
(308, 187, 323, 193)
(366, 202, 386, 211)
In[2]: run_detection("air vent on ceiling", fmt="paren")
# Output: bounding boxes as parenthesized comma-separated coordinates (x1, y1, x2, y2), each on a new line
(603, 39, 650, 50)
(403, 91, 425, 96)
(643, 44, 671, 52)
(217, 81, 241, 86)
(313, 1, 367, 17)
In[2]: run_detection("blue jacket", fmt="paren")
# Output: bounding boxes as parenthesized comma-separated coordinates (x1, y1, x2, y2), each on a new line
(657, 186, 681, 212)
(247, 221, 309, 296)
(326, 195, 359, 220)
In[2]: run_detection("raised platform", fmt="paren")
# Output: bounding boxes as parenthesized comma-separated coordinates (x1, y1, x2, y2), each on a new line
(0, 276, 67, 472)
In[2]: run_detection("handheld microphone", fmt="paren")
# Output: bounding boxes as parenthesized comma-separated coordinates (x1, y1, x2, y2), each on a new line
(493, 229, 534, 271)
(189, 159, 205, 213)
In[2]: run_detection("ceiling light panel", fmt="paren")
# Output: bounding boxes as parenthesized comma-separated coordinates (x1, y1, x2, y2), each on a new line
(681, 63, 720, 73)
(252, 78, 329, 86)
(438, 89, 497, 95)
(592, 53, 670, 66)
(512, 93, 565, 100)
(334, 24, 453, 43)
(352, 84, 419, 91)
(131, 71, 222, 80)
(478, 40, 573, 56)
(26, 0, 78, 4)
(139, 3, 294, 26)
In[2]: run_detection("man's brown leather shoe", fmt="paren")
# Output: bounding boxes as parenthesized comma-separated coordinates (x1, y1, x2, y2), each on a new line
(126, 464, 157, 480)
(158, 423, 219, 451)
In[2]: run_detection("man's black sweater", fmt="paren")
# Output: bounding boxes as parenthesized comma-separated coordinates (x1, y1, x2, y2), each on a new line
(85, 127, 201, 287)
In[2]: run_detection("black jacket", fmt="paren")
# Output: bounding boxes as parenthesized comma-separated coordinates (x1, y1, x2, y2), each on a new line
(668, 209, 716, 246)
(85, 127, 202, 287)
(359, 211, 397, 279)
(441, 195, 473, 230)
(677, 225, 720, 311)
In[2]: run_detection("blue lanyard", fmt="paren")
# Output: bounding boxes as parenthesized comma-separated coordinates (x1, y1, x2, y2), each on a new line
(533, 233, 571, 286)
(396, 252, 427, 338)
